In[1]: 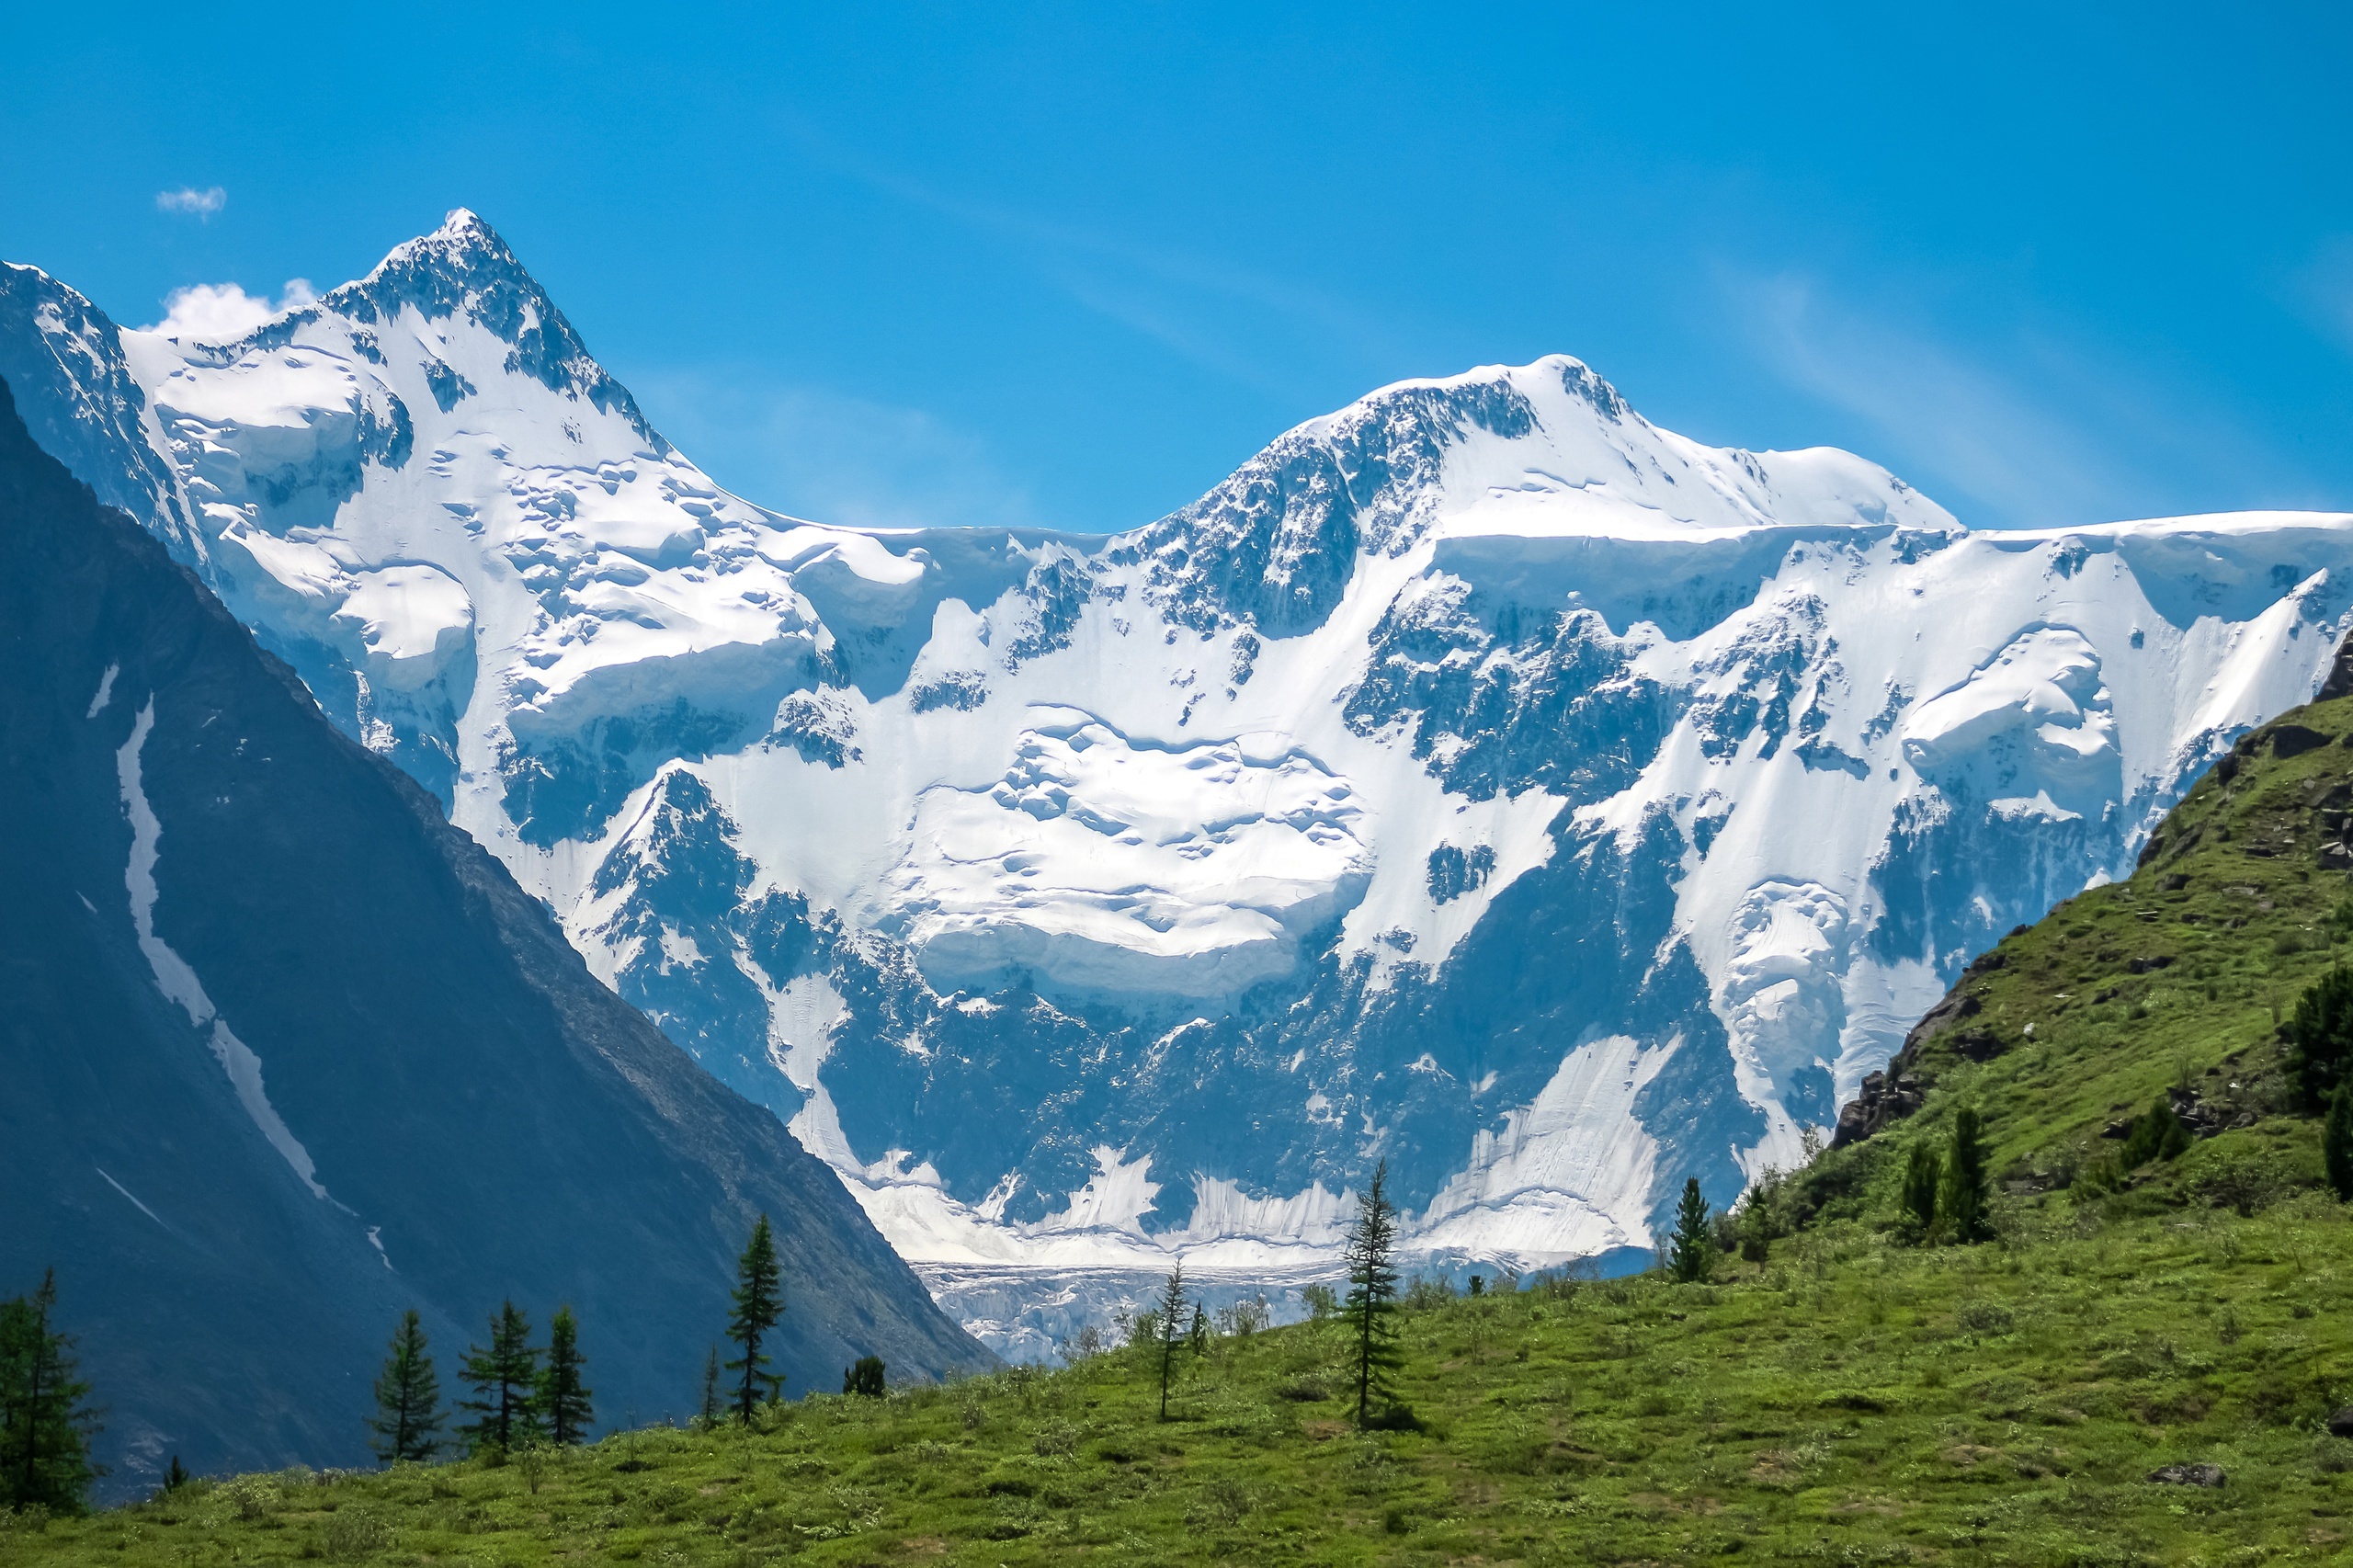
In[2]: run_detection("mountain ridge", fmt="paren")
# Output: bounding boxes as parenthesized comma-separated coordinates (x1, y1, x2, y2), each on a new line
(7, 213, 2353, 1358)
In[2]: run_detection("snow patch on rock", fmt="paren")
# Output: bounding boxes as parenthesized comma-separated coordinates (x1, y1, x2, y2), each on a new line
(117, 699, 328, 1199)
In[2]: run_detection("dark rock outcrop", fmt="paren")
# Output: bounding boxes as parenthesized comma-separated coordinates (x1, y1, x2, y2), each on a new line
(1831, 975, 1999, 1148)
(2271, 723, 2334, 758)
(2148, 1463, 2225, 1487)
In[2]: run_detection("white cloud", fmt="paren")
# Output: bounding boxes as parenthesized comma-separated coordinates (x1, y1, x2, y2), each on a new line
(154, 186, 227, 218)
(143, 279, 318, 343)
(636, 370, 1044, 532)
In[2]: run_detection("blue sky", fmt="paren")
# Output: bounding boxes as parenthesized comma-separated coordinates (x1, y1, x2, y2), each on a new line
(4, 3, 2347, 532)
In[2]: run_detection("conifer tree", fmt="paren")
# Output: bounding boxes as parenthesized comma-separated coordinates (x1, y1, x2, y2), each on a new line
(842, 1357, 886, 1397)
(1154, 1259, 1188, 1420)
(1941, 1108, 1995, 1244)
(1188, 1302, 1210, 1355)
(1901, 1142, 1942, 1237)
(725, 1214, 786, 1420)
(2288, 966, 2353, 1110)
(0, 1269, 100, 1514)
(1343, 1161, 1403, 1429)
(538, 1307, 594, 1446)
(1666, 1177, 1713, 1283)
(367, 1309, 442, 1464)
(2328, 1082, 2353, 1200)
(699, 1346, 722, 1426)
(458, 1301, 543, 1453)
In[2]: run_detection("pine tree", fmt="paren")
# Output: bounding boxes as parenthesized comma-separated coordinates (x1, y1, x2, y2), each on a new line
(699, 1346, 722, 1426)
(0, 1269, 100, 1515)
(842, 1357, 886, 1397)
(2328, 1082, 2353, 1200)
(457, 1301, 543, 1453)
(538, 1307, 594, 1446)
(1666, 1177, 1713, 1283)
(1941, 1107, 1995, 1244)
(1343, 1161, 1403, 1429)
(1154, 1260, 1188, 1421)
(1901, 1142, 1942, 1237)
(1188, 1302, 1210, 1355)
(367, 1309, 442, 1464)
(725, 1214, 786, 1421)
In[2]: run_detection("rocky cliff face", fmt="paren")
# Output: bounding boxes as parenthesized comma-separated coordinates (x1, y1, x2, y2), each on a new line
(9, 213, 2353, 1357)
(0, 371, 983, 1494)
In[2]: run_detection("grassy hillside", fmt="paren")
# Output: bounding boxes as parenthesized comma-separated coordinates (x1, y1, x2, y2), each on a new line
(11, 701, 2353, 1565)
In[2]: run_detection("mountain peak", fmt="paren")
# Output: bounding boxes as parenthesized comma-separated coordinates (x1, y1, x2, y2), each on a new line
(321, 208, 667, 453)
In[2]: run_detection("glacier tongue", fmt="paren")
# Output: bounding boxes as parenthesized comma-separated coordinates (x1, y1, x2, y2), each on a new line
(12, 211, 2353, 1358)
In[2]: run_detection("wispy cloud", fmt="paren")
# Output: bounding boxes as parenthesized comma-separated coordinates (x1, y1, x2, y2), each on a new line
(785, 124, 1406, 396)
(637, 369, 1044, 532)
(142, 279, 317, 342)
(2294, 235, 2353, 356)
(1721, 268, 2310, 529)
(154, 186, 226, 219)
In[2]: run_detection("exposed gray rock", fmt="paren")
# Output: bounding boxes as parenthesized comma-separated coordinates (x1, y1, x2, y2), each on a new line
(2147, 1463, 2225, 1487)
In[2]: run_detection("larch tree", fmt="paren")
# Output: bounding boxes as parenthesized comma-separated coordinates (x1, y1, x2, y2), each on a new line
(0, 1268, 99, 1514)
(538, 1306, 595, 1446)
(1942, 1107, 1995, 1244)
(1342, 1161, 1403, 1429)
(1901, 1142, 1942, 1237)
(726, 1214, 785, 1420)
(457, 1301, 543, 1453)
(699, 1346, 722, 1426)
(1154, 1259, 1188, 1420)
(367, 1309, 442, 1464)
(1666, 1177, 1713, 1283)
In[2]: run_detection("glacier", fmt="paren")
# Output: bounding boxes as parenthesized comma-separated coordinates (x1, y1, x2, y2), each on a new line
(8, 209, 2353, 1356)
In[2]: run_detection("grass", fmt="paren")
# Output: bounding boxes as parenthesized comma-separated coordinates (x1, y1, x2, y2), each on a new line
(6, 1199, 2352, 1565)
(14, 704, 2353, 1565)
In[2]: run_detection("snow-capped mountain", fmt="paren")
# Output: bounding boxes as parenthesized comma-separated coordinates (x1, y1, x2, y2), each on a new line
(9, 210, 2351, 1356)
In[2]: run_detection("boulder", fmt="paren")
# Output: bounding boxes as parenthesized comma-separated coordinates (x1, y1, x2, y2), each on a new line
(2147, 1462, 2225, 1487)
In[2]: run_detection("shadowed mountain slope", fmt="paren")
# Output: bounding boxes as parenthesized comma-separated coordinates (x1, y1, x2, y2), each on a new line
(0, 374, 984, 1496)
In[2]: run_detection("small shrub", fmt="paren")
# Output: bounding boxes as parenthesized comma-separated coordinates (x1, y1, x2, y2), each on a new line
(323, 1509, 391, 1560)
(2120, 1096, 2192, 1171)
(1032, 1418, 1080, 1457)
(1402, 1274, 1454, 1312)
(1187, 1476, 1252, 1528)
(211, 1475, 277, 1522)
(1957, 1301, 2016, 1335)
(843, 1356, 887, 1398)
(1214, 1296, 1271, 1336)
